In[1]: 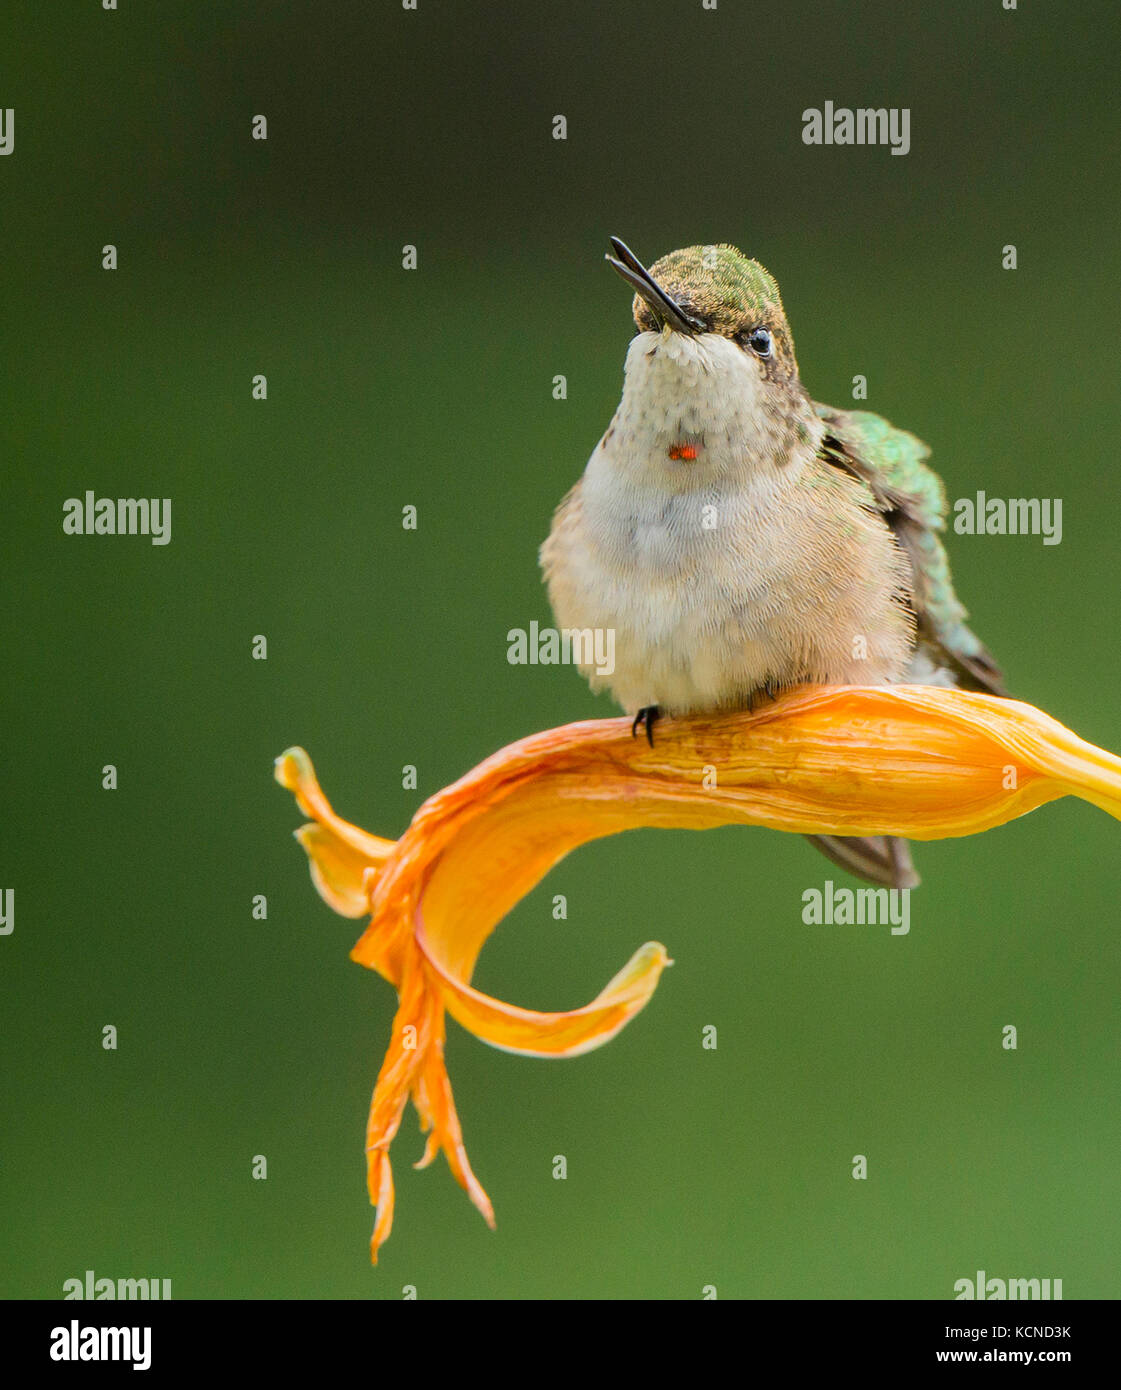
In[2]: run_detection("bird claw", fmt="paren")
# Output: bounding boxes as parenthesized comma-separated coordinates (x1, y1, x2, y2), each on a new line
(631, 706, 661, 746)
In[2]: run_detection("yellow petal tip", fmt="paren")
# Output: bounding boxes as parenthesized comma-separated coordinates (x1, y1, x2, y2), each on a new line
(274, 746, 310, 792)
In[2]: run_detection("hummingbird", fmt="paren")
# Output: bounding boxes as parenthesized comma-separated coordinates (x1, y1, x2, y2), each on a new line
(540, 238, 1005, 889)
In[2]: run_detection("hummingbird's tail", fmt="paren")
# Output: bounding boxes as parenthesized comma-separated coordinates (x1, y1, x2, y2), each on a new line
(803, 834, 920, 890)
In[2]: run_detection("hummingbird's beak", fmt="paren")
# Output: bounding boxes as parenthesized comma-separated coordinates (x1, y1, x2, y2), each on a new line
(605, 236, 706, 334)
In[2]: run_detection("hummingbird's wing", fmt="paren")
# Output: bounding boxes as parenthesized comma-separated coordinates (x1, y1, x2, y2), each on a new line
(805, 405, 1005, 892)
(813, 403, 1006, 695)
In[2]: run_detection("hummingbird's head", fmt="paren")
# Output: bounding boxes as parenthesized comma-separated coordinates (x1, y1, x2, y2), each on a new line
(601, 239, 817, 489)
(606, 238, 801, 382)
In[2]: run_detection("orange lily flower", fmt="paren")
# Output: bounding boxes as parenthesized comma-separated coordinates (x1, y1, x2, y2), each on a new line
(274, 684, 1121, 1262)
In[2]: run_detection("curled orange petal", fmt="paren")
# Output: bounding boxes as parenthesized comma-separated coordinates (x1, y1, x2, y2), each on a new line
(277, 685, 1121, 1260)
(418, 919, 673, 1058)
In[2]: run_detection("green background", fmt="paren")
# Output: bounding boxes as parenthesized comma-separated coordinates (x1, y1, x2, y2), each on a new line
(3, 0, 1120, 1299)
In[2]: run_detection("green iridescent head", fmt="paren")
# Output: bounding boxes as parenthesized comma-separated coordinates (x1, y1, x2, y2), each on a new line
(606, 238, 798, 378)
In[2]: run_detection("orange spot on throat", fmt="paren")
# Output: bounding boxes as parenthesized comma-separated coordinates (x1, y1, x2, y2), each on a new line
(667, 443, 699, 461)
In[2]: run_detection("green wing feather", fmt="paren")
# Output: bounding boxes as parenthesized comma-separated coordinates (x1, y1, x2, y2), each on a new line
(814, 403, 1005, 695)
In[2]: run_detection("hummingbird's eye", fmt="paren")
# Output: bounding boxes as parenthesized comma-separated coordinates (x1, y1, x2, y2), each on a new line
(744, 326, 773, 358)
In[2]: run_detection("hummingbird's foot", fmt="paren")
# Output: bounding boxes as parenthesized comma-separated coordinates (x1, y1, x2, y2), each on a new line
(631, 705, 661, 747)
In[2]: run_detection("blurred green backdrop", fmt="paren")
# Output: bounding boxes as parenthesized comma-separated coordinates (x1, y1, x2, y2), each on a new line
(3, 0, 1121, 1299)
